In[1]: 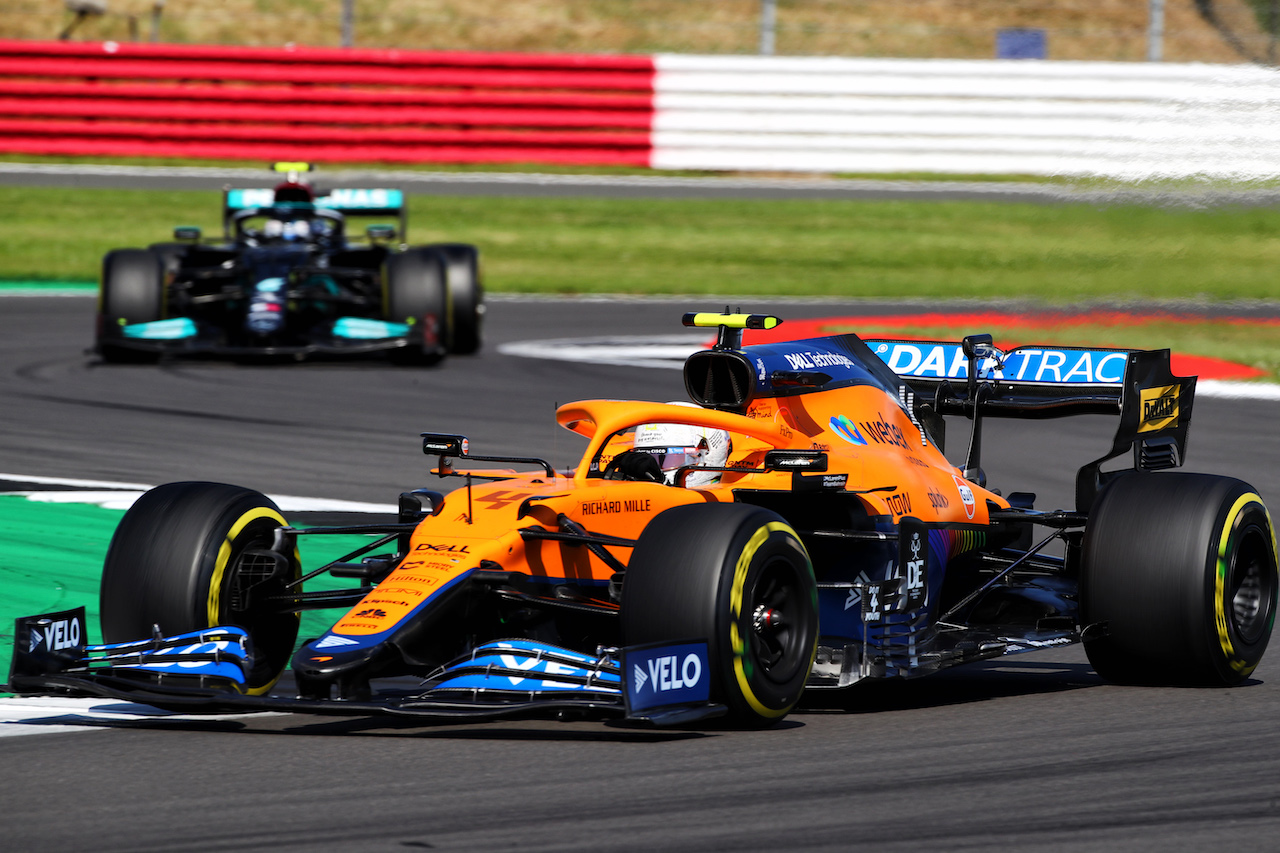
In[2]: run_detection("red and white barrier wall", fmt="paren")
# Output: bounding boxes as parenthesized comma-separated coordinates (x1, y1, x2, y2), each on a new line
(3, 40, 1278, 179)
(0, 40, 655, 166)
(651, 55, 1280, 180)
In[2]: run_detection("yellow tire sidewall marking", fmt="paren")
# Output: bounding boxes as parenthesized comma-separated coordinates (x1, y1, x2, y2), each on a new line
(208, 506, 292, 695)
(730, 520, 812, 719)
(209, 506, 287, 626)
(1216, 493, 1267, 675)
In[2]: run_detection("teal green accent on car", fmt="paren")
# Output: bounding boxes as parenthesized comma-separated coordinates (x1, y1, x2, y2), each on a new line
(225, 188, 403, 211)
(333, 317, 410, 340)
(323, 188, 403, 210)
(225, 188, 276, 209)
(122, 317, 198, 340)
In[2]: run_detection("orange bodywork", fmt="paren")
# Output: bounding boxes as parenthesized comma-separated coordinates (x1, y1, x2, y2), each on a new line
(330, 388, 1006, 638)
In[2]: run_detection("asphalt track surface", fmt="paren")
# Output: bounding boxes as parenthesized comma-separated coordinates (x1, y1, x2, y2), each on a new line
(4, 294, 1280, 852)
(8, 161, 1280, 207)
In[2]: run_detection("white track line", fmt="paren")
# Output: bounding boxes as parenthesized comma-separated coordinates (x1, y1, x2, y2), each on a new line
(0, 473, 390, 737)
(0, 472, 155, 489)
(0, 696, 278, 737)
(498, 334, 706, 370)
(0, 473, 397, 513)
(1198, 380, 1280, 401)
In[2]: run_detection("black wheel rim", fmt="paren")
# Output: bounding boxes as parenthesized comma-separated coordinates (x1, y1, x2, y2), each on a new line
(1228, 522, 1276, 646)
(221, 522, 299, 685)
(747, 555, 812, 686)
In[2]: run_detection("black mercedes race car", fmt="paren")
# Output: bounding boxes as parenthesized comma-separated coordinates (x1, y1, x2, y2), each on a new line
(94, 163, 483, 364)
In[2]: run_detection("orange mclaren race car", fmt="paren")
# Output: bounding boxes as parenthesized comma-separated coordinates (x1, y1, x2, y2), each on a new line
(10, 313, 1279, 727)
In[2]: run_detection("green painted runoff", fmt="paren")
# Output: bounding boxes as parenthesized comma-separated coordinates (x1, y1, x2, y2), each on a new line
(0, 496, 383, 694)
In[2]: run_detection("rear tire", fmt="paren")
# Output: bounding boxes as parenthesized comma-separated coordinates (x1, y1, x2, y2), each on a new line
(1081, 472, 1279, 686)
(383, 247, 447, 366)
(98, 249, 164, 363)
(622, 503, 819, 726)
(427, 242, 484, 355)
(100, 482, 301, 693)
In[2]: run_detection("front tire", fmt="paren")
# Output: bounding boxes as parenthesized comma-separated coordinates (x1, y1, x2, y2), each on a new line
(100, 482, 301, 693)
(621, 503, 819, 726)
(1081, 472, 1279, 686)
(383, 247, 447, 366)
(98, 248, 164, 363)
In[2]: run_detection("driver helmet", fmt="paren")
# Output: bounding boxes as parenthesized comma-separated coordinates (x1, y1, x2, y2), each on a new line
(265, 205, 313, 242)
(632, 407, 730, 487)
(273, 180, 314, 204)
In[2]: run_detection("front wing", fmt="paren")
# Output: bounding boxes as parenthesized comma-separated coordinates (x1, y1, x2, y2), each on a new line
(6, 609, 724, 727)
(98, 315, 425, 359)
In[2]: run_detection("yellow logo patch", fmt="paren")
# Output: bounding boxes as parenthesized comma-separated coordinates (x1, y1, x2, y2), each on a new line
(1138, 384, 1179, 433)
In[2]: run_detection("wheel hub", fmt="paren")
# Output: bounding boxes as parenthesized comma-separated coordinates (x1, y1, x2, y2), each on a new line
(753, 605, 783, 633)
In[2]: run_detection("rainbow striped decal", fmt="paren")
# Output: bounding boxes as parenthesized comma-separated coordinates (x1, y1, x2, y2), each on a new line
(929, 528, 986, 565)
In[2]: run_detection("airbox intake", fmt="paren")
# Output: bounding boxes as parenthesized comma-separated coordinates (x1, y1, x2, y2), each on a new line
(684, 349, 755, 412)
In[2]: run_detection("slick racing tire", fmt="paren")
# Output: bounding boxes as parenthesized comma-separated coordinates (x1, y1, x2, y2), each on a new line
(383, 247, 447, 366)
(98, 248, 164, 363)
(100, 482, 302, 693)
(621, 503, 819, 726)
(426, 242, 484, 355)
(1081, 472, 1279, 686)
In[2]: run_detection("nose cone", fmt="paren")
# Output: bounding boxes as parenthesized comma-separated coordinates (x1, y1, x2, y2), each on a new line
(292, 634, 388, 700)
(246, 277, 287, 335)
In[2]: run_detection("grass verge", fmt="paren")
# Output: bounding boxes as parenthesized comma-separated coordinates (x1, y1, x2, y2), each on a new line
(4, 184, 1280, 303)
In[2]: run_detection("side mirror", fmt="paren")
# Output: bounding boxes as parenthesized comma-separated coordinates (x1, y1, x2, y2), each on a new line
(961, 333, 995, 359)
(421, 434, 468, 457)
(367, 224, 397, 242)
(764, 450, 828, 472)
(174, 226, 201, 242)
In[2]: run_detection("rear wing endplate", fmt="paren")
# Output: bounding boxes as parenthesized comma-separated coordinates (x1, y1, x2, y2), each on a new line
(1074, 348, 1196, 512)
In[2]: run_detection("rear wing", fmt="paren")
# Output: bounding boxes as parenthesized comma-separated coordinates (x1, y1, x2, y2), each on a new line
(866, 339, 1132, 414)
(865, 338, 1196, 512)
(222, 187, 407, 239)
